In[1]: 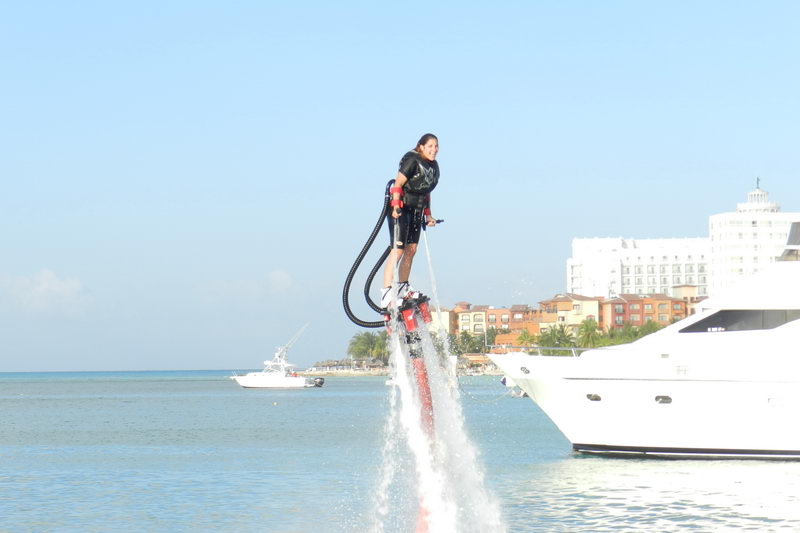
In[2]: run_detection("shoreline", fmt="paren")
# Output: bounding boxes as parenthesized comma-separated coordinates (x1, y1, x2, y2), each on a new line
(298, 368, 503, 378)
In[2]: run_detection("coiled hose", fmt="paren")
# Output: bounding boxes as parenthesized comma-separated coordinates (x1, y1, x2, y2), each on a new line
(342, 180, 394, 328)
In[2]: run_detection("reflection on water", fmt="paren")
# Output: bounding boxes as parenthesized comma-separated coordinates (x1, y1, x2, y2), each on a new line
(499, 451, 800, 531)
(461, 375, 800, 532)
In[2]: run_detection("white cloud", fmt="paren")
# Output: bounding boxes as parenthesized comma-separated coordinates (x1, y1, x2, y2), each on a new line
(199, 268, 295, 304)
(0, 269, 87, 316)
(267, 269, 293, 294)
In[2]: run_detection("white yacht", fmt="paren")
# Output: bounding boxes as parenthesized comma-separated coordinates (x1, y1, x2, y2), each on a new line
(491, 224, 800, 458)
(231, 324, 324, 389)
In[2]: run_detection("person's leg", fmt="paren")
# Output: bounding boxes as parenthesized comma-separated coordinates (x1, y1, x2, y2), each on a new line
(398, 211, 423, 293)
(383, 248, 405, 288)
(383, 209, 411, 287)
(398, 243, 417, 283)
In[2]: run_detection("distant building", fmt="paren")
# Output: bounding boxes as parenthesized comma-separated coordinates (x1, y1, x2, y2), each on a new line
(485, 307, 512, 331)
(600, 293, 686, 330)
(567, 236, 709, 299)
(709, 185, 800, 295)
(493, 305, 540, 346)
(456, 305, 488, 334)
(567, 184, 800, 298)
(475, 291, 687, 346)
(671, 285, 706, 316)
(428, 307, 456, 335)
(538, 293, 604, 334)
(456, 303, 538, 336)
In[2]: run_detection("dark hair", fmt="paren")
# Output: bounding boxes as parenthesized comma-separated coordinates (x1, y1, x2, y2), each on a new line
(415, 133, 438, 150)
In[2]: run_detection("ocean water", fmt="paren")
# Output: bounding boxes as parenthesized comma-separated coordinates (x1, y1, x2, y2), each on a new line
(3, 371, 800, 532)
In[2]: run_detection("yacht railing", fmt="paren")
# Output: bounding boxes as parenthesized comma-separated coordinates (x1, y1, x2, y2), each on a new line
(487, 345, 590, 357)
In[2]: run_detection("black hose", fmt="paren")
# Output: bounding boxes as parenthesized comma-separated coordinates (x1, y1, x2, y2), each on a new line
(342, 181, 394, 328)
(364, 245, 390, 314)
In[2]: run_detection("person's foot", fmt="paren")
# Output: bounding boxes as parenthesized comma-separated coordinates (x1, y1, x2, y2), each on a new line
(397, 281, 410, 300)
(380, 287, 394, 309)
(401, 282, 424, 300)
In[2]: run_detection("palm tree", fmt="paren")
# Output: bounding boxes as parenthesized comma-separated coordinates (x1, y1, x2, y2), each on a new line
(638, 319, 663, 337)
(347, 331, 389, 366)
(576, 318, 601, 348)
(604, 326, 623, 345)
(465, 331, 486, 353)
(537, 324, 576, 355)
(517, 330, 537, 347)
(618, 322, 637, 343)
(371, 330, 389, 364)
(485, 327, 498, 347)
(449, 330, 486, 356)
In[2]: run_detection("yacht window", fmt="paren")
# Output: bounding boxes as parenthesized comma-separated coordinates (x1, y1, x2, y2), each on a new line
(680, 310, 800, 333)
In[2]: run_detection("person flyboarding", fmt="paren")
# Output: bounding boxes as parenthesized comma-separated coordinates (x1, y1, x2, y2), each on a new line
(341, 132, 442, 329)
(341, 133, 443, 533)
(381, 133, 440, 310)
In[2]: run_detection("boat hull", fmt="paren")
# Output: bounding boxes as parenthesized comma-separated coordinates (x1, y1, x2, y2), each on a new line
(231, 373, 320, 389)
(491, 352, 800, 459)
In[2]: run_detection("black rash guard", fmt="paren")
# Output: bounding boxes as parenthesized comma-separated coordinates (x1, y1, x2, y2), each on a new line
(387, 151, 440, 248)
(398, 150, 439, 211)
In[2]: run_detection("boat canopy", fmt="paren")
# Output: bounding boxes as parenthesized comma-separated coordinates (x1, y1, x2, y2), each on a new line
(679, 309, 800, 333)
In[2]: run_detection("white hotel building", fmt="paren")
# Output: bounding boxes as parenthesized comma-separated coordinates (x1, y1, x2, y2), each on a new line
(567, 186, 800, 299)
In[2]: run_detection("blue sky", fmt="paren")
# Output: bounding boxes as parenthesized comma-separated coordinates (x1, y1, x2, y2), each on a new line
(2, 1, 799, 371)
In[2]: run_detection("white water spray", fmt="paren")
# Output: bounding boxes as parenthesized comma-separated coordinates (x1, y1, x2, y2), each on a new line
(369, 231, 506, 533)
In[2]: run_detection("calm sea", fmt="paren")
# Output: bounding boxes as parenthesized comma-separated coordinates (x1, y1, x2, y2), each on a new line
(2, 371, 800, 532)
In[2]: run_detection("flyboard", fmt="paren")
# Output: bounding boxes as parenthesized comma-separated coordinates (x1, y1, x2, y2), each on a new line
(342, 180, 443, 532)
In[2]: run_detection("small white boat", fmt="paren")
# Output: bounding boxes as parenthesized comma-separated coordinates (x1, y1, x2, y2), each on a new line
(491, 224, 800, 459)
(231, 324, 324, 389)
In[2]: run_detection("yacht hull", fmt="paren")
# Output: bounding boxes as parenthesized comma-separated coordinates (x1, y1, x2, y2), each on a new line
(491, 352, 800, 459)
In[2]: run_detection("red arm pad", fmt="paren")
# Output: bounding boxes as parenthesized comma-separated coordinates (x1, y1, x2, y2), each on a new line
(390, 187, 404, 195)
(390, 199, 403, 208)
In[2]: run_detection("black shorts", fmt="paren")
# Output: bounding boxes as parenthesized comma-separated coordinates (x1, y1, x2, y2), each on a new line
(387, 208, 423, 249)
